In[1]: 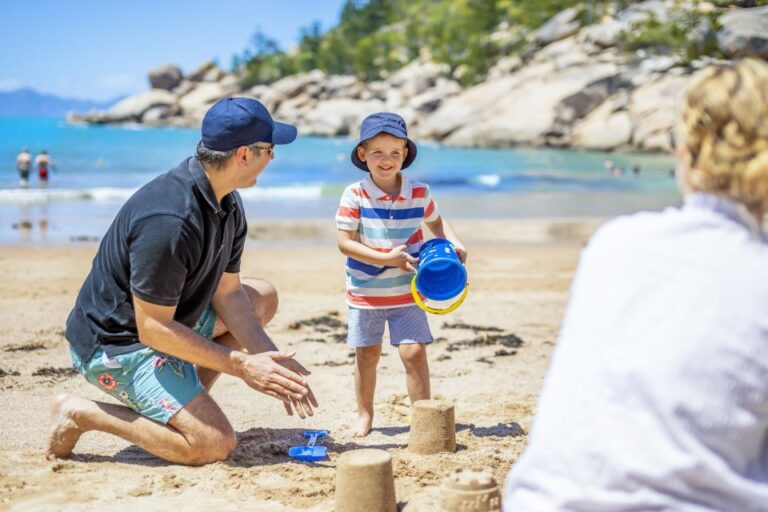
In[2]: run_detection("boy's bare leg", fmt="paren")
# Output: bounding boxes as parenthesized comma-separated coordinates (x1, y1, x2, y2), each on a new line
(197, 279, 278, 391)
(398, 343, 430, 404)
(353, 344, 382, 437)
(46, 391, 236, 465)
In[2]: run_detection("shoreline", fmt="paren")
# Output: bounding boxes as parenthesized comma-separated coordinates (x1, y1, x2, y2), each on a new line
(1, 216, 610, 248)
(246, 217, 607, 245)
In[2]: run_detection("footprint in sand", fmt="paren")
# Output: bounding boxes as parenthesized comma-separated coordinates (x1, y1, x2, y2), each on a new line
(381, 393, 448, 424)
(382, 393, 411, 423)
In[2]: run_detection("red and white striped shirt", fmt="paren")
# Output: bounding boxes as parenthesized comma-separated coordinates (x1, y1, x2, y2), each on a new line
(336, 174, 440, 309)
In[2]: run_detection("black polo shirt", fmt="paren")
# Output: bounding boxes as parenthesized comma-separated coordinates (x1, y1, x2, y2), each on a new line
(65, 156, 247, 362)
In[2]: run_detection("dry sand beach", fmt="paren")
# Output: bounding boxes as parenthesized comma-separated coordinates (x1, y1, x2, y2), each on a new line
(0, 218, 602, 511)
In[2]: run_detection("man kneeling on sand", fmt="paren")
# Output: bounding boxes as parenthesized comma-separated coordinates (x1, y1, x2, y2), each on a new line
(46, 97, 318, 465)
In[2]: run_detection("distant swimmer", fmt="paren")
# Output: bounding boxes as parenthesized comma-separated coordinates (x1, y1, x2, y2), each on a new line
(603, 159, 614, 175)
(632, 162, 641, 176)
(35, 150, 54, 187)
(16, 147, 31, 188)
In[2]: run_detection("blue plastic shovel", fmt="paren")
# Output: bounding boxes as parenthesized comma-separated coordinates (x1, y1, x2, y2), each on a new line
(288, 430, 328, 461)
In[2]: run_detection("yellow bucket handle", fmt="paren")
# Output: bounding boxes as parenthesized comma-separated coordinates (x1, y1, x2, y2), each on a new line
(411, 275, 469, 315)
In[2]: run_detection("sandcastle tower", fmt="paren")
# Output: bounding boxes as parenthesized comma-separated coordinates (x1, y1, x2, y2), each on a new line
(441, 467, 502, 512)
(335, 448, 396, 512)
(409, 399, 456, 454)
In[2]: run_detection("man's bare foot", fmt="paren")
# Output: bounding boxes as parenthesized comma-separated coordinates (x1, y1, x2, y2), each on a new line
(352, 413, 373, 438)
(45, 394, 86, 460)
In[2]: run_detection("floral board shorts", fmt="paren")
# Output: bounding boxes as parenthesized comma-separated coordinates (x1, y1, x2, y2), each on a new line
(70, 305, 217, 424)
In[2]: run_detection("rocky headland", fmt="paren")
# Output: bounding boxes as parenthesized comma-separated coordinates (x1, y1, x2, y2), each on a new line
(68, 1, 768, 153)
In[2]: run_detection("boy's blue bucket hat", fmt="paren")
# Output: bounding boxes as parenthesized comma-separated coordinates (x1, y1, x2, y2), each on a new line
(202, 97, 297, 151)
(351, 112, 417, 171)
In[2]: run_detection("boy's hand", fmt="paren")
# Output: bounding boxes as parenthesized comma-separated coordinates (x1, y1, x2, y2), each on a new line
(382, 244, 418, 272)
(452, 241, 468, 263)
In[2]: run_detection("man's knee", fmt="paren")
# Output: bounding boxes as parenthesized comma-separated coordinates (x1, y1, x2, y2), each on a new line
(186, 426, 237, 464)
(242, 278, 279, 326)
(171, 393, 237, 465)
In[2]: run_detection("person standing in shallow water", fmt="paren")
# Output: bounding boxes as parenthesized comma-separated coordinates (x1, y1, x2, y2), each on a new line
(34, 150, 53, 187)
(504, 59, 768, 511)
(46, 97, 318, 466)
(16, 147, 31, 188)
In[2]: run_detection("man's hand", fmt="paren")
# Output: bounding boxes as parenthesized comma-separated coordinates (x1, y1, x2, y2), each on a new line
(278, 358, 319, 418)
(235, 351, 318, 418)
(381, 244, 418, 272)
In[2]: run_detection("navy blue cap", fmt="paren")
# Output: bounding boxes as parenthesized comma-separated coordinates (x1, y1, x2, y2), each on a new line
(202, 97, 297, 151)
(351, 112, 417, 171)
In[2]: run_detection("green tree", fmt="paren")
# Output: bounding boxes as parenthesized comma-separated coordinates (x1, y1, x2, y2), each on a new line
(238, 30, 295, 87)
(504, 0, 582, 29)
(297, 21, 324, 72)
(235, 0, 727, 87)
(317, 29, 351, 74)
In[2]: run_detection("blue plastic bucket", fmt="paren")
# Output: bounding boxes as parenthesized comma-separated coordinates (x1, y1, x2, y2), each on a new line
(415, 238, 467, 301)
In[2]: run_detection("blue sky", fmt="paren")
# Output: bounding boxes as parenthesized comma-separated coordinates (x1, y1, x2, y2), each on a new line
(0, 0, 345, 101)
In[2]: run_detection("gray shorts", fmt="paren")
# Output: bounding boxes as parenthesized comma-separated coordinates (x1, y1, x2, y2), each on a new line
(347, 305, 433, 347)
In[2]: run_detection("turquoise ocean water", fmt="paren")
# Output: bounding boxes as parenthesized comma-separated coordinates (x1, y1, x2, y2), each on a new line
(0, 117, 678, 244)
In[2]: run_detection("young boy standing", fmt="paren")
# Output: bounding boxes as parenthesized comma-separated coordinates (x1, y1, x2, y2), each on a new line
(335, 112, 467, 437)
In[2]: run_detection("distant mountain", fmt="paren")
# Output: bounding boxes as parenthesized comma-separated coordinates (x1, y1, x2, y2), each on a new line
(0, 88, 124, 117)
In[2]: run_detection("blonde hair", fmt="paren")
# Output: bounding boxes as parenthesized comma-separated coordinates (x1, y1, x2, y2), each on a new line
(678, 58, 768, 215)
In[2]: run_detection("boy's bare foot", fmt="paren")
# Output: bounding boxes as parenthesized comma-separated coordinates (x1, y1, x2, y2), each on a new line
(45, 394, 86, 460)
(352, 413, 373, 438)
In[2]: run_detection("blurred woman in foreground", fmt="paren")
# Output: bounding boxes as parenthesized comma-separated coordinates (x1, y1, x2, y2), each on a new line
(504, 59, 768, 511)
